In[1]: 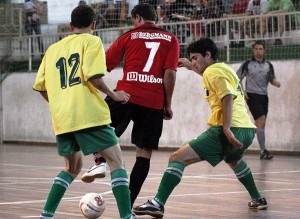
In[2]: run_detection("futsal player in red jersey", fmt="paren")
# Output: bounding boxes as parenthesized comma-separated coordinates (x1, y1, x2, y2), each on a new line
(81, 3, 180, 207)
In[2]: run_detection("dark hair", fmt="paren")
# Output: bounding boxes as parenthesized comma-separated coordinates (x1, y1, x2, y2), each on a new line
(71, 5, 96, 28)
(131, 3, 158, 22)
(187, 37, 219, 60)
(78, 0, 87, 5)
(252, 40, 265, 49)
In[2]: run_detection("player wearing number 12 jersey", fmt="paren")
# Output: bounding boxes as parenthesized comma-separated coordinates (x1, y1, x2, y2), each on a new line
(33, 5, 134, 219)
(81, 3, 180, 207)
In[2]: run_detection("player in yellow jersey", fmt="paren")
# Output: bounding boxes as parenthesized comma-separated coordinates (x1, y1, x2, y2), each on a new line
(33, 5, 135, 219)
(134, 37, 268, 218)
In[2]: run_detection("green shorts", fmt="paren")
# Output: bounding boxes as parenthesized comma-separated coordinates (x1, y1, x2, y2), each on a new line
(56, 125, 118, 156)
(189, 126, 255, 167)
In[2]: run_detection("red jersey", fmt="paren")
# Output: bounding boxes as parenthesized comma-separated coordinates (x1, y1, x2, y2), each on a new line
(106, 23, 180, 109)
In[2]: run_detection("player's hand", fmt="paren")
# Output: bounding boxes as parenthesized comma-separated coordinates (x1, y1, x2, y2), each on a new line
(223, 128, 243, 149)
(112, 91, 130, 104)
(274, 80, 281, 88)
(163, 106, 173, 120)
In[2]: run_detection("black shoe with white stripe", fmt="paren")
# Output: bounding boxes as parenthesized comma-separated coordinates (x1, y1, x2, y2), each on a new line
(133, 200, 164, 218)
(248, 197, 268, 210)
(260, 149, 273, 160)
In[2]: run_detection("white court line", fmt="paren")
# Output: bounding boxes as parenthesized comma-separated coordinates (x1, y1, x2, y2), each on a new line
(0, 163, 100, 171)
(2, 162, 300, 175)
(0, 179, 112, 186)
(148, 170, 300, 177)
(2, 162, 299, 178)
(2, 187, 299, 206)
(0, 190, 113, 206)
(1, 164, 299, 206)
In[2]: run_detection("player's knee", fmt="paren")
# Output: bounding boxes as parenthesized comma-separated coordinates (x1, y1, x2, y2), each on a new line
(65, 165, 82, 178)
(228, 160, 240, 169)
(136, 147, 152, 159)
(169, 150, 182, 162)
(106, 156, 125, 172)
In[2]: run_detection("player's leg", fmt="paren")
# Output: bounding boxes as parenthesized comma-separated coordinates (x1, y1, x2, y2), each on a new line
(129, 147, 152, 207)
(247, 93, 273, 159)
(255, 115, 274, 159)
(133, 143, 201, 218)
(40, 133, 82, 218)
(101, 145, 133, 219)
(129, 104, 163, 207)
(134, 126, 223, 218)
(79, 125, 133, 219)
(81, 152, 107, 183)
(229, 159, 268, 210)
(81, 98, 131, 183)
(226, 127, 268, 210)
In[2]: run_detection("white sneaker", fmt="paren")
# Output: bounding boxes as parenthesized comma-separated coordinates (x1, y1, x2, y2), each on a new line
(81, 163, 107, 183)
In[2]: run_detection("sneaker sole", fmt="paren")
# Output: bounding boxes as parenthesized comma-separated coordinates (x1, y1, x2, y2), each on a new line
(249, 204, 268, 210)
(257, 205, 268, 210)
(260, 157, 273, 160)
(134, 210, 163, 218)
(81, 172, 106, 183)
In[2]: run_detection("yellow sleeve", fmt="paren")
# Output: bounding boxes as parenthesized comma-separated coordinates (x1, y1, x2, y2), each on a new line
(33, 56, 46, 91)
(83, 36, 107, 82)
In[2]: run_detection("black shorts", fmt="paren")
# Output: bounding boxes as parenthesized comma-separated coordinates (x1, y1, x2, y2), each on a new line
(105, 96, 164, 150)
(246, 93, 269, 120)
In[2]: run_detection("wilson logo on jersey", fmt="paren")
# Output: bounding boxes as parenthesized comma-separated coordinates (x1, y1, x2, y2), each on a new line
(127, 72, 163, 84)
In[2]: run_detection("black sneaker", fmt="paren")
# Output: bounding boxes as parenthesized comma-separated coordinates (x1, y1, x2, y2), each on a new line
(133, 200, 164, 218)
(260, 149, 273, 160)
(248, 197, 268, 210)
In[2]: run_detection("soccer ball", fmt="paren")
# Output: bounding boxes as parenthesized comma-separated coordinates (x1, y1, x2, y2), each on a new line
(79, 193, 106, 219)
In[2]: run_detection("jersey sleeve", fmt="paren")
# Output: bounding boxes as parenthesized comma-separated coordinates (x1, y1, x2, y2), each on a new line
(211, 74, 237, 100)
(83, 36, 107, 81)
(163, 36, 180, 70)
(236, 61, 248, 81)
(33, 56, 46, 92)
(266, 61, 276, 82)
(105, 36, 126, 72)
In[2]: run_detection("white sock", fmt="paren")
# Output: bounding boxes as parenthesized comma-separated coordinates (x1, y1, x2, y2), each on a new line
(151, 199, 161, 207)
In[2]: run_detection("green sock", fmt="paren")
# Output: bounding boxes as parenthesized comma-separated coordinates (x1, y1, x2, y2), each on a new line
(154, 161, 185, 206)
(111, 168, 131, 219)
(234, 160, 261, 200)
(41, 171, 74, 217)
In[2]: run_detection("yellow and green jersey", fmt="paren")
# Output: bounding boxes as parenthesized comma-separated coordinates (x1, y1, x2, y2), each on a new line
(33, 33, 111, 135)
(202, 62, 256, 128)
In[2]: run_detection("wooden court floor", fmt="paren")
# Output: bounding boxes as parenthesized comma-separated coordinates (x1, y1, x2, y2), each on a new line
(0, 143, 300, 219)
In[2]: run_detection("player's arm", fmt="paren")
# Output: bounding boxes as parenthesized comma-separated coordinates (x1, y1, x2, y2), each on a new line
(271, 79, 281, 88)
(163, 69, 176, 120)
(89, 75, 130, 103)
(239, 82, 248, 99)
(178, 58, 200, 75)
(105, 37, 125, 71)
(222, 94, 243, 149)
(236, 62, 248, 99)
